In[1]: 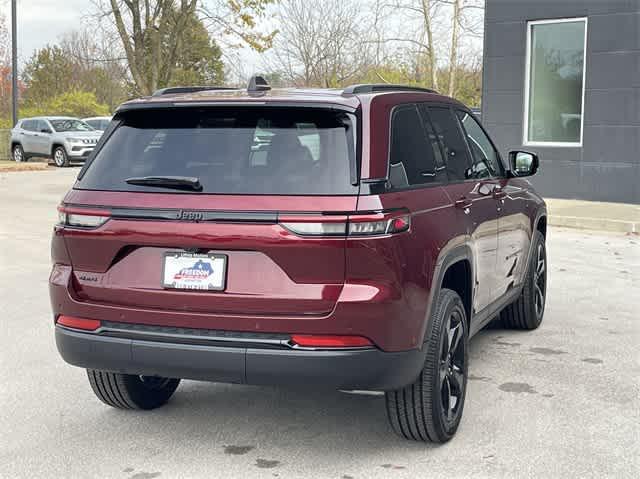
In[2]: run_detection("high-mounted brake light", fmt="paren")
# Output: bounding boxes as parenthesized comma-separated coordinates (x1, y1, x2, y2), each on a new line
(57, 315, 101, 331)
(57, 206, 111, 228)
(280, 211, 410, 237)
(290, 334, 373, 348)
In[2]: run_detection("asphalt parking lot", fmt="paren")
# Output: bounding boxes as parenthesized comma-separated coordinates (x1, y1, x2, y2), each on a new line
(1, 168, 638, 479)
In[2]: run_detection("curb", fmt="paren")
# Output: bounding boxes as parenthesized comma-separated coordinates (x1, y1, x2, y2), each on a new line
(0, 163, 49, 173)
(549, 215, 638, 234)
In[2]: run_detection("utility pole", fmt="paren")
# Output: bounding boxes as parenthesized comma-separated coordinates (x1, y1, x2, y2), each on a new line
(11, 0, 18, 126)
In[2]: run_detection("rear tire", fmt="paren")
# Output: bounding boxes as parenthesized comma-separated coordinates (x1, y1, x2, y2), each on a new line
(87, 370, 180, 410)
(385, 288, 468, 443)
(499, 231, 547, 330)
(53, 146, 69, 167)
(12, 144, 25, 162)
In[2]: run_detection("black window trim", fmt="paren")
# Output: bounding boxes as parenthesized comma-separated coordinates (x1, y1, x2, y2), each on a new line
(420, 104, 473, 185)
(453, 107, 506, 179)
(384, 103, 448, 193)
(421, 103, 507, 185)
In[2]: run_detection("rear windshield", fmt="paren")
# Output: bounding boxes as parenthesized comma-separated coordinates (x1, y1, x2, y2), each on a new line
(78, 107, 358, 195)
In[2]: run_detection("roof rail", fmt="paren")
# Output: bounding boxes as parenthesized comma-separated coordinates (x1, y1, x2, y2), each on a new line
(151, 86, 237, 97)
(342, 84, 439, 95)
(247, 74, 271, 93)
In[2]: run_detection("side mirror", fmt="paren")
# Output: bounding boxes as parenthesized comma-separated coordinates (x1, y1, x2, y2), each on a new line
(41, 128, 52, 134)
(509, 150, 539, 177)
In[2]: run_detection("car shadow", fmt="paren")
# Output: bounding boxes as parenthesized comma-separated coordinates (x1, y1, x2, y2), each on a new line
(89, 338, 491, 456)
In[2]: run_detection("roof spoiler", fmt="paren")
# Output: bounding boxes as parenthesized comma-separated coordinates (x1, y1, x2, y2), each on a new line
(343, 84, 438, 95)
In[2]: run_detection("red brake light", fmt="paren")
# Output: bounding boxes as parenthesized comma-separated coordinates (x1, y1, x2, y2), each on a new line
(390, 216, 410, 233)
(290, 334, 373, 348)
(57, 315, 101, 331)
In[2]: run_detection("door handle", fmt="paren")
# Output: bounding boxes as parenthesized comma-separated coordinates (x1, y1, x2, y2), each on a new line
(454, 197, 473, 209)
(493, 186, 507, 200)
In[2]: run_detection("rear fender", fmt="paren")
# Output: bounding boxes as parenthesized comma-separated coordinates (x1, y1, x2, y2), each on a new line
(419, 243, 474, 347)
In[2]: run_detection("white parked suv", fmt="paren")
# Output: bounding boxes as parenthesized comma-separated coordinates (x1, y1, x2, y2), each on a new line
(10, 117, 103, 167)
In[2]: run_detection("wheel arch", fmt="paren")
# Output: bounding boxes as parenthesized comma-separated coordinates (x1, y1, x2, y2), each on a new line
(420, 244, 475, 347)
(51, 143, 67, 156)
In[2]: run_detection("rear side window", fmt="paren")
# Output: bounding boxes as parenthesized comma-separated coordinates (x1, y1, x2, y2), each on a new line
(78, 107, 358, 195)
(456, 110, 502, 179)
(426, 107, 472, 182)
(22, 120, 36, 131)
(388, 105, 445, 189)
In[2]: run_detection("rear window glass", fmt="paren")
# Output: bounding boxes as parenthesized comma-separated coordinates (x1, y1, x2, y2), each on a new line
(78, 107, 358, 195)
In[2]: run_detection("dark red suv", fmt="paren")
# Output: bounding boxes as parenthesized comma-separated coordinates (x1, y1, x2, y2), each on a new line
(50, 78, 547, 443)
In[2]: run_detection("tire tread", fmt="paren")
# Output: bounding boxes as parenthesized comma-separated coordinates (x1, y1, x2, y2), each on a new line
(385, 288, 467, 443)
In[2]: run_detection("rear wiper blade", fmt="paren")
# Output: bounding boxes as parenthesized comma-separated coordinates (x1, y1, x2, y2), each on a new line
(125, 176, 203, 192)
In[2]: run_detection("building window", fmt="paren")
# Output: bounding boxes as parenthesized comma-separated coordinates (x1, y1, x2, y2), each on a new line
(524, 18, 587, 146)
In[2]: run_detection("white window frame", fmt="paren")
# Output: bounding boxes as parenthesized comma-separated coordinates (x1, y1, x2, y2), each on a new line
(523, 17, 588, 147)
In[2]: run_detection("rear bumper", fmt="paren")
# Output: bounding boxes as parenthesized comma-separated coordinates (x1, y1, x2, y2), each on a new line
(55, 326, 426, 390)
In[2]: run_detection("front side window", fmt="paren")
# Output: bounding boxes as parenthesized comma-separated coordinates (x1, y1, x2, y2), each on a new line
(456, 110, 502, 179)
(426, 107, 472, 182)
(388, 104, 445, 189)
(78, 107, 358, 195)
(525, 18, 587, 145)
(37, 120, 51, 132)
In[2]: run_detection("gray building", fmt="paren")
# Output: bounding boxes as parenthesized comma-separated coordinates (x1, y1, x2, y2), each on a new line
(482, 0, 639, 203)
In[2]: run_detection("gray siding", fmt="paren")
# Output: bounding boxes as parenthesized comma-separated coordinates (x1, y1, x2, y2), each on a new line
(482, 0, 640, 203)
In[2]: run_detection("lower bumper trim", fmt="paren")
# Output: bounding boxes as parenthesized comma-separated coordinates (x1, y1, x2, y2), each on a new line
(55, 326, 426, 390)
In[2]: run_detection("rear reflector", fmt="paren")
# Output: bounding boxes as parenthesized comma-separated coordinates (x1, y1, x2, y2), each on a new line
(57, 315, 101, 331)
(290, 334, 373, 348)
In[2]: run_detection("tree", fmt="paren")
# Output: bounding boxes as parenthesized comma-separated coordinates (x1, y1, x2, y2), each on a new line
(20, 91, 110, 118)
(164, 10, 225, 86)
(1, 13, 11, 125)
(21, 33, 128, 113)
(445, 0, 483, 97)
(96, 0, 274, 95)
(266, 0, 372, 87)
(368, 0, 445, 91)
(21, 46, 77, 105)
(58, 30, 129, 110)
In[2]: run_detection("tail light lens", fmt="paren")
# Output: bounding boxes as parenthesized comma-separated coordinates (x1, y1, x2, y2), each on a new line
(290, 334, 373, 348)
(57, 206, 111, 228)
(281, 210, 410, 237)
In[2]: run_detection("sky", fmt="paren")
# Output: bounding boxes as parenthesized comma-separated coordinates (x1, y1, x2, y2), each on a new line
(1, 0, 482, 80)
(1, 0, 94, 63)
(0, 0, 261, 72)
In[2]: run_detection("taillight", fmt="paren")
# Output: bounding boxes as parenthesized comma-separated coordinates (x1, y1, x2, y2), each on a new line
(290, 334, 373, 348)
(280, 210, 410, 237)
(57, 315, 101, 331)
(348, 212, 410, 236)
(57, 205, 111, 228)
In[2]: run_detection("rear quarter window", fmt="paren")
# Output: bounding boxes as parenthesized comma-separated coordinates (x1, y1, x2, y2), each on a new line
(78, 107, 358, 195)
